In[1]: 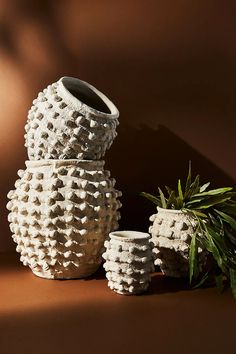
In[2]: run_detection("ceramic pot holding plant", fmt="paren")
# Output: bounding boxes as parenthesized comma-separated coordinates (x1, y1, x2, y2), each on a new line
(25, 76, 119, 160)
(102, 231, 154, 295)
(141, 162, 236, 299)
(7, 159, 122, 279)
(149, 207, 206, 278)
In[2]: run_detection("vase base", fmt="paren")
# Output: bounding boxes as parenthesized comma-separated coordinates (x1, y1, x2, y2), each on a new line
(31, 265, 100, 280)
(113, 289, 147, 296)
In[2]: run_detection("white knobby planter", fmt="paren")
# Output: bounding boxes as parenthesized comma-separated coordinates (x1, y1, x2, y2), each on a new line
(25, 76, 119, 160)
(7, 160, 122, 279)
(103, 231, 154, 295)
(149, 207, 207, 278)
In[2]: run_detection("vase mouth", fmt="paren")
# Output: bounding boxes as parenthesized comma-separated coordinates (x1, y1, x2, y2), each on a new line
(109, 230, 150, 242)
(57, 76, 119, 119)
(157, 207, 187, 214)
(25, 159, 105, 169)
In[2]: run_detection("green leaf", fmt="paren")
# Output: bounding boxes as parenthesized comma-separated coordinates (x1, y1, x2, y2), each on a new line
(218, 202, 236, 215)
(178, 179, 183, 203)
(206, 225, 233, 269)
(215, 273, 224, 294)
(224, 227, 236, 246)
(184, 209, 208, 218)
(140, 192, 161, 206)
(187, 175, 200, 198)
(229, 268, 236, 299)
(203, 226, 226, 273)
(189, 233, 198, 284)
(185, 160, 192, 197)
(193, 187, 233, 197)
(165, 186, 173, 196)
(200, 182, 210, 193)
(215, 210, 236, 230)
(166, 190, 175, 209)
(174, 196, 183, 210)
(193, 272, 209, 289)
(158, 187, 167, 209)
(187, 196, 232, 210)
(186, 197, 207, 205)
(191, 210, 208, 218)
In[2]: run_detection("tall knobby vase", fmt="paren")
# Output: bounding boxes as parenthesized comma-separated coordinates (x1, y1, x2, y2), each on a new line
(7, 76, 122, 279)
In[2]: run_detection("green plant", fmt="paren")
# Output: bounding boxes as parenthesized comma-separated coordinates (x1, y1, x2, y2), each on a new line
(141, 162, 236, 298)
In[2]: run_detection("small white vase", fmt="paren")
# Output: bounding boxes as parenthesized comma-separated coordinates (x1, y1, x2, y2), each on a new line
(7, 159, 122, 279)
(103, 231, 154, 295)
(25, 76, 119, 160)
(149, 207, 207, 278)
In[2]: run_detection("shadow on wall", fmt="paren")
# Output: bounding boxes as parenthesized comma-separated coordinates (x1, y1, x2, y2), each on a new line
(2, 123, 235, 251)
(0, 0, 79, 84)
(0, 0, 236, 251)
(106, 123, 236, 232)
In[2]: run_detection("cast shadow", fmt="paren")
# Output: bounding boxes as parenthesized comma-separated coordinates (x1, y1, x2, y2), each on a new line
(148, 273, 189, 295)
(83, 266, 106, 281)
(106, 123, 236, 233)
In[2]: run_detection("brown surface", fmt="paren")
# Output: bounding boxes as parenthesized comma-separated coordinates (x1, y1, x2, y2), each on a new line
(1, 252, 236, 354)
(1, 1, 236, 251)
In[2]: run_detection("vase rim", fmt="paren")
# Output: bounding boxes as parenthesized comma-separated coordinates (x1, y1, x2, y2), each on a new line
(57, 76, 119, 119)
(157, 207, 189, 214)
(109, 230, 150, 242)
(25, 159, 105, 168)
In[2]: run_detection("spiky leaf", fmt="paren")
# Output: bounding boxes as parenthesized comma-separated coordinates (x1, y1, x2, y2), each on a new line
(215, 273, 224, 294)
(185, 160, 192, 197)
(215, 210, 236, 230)
(187, 175, 200, 199)
(193, 272, 209, 289)
(193, 187, 233, 197)
(165, 186, 173, 196)
(189, 232, 198, 284)
(187, 195, 232, 209)
(166, 190, 175, 209)
(140, 192, 161, 206)
(230, 269, 236, 299)
(200, 182, 210, 193)
(178, 179, 183, 203)
(158, 187, 167, 209)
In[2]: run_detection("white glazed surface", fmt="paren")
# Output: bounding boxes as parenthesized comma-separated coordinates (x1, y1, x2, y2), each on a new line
(149, 207, 207, 278)
(103, 231, 154, 295)
(7, 160, 122, 279)
(25, 77, 119, 160)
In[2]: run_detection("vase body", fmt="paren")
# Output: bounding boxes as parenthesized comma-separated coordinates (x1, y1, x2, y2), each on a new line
(25, 77, 119, 160)
(7, 160, 121, 279)
(102, 231, 154, 295)
(149, 208, 207, 278)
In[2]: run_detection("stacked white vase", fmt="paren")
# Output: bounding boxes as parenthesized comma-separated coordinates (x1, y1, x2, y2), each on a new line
(103, 231, 154, 295)
(7, 76, 122, 279)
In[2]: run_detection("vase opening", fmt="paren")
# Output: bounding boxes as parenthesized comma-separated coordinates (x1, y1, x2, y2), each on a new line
(110, 230, 150, 241)
(61, 77, 112, 114)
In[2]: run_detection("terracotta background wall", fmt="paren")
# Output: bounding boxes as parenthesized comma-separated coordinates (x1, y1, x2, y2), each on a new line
(0, 0, 236, 251)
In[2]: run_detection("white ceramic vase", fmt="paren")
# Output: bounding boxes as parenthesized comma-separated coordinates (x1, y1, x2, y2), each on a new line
(7, 160, 122, 279)
(149, 207, 207, 277)
(102, 231, 154, 295)
(25, 76, 119, 160)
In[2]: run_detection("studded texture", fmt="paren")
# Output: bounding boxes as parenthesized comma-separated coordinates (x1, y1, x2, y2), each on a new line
(102, 231, 154, 295)
(7, 160, 122, 279)
(149, 207, 207, 278)
(25, 77, 119, 160)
